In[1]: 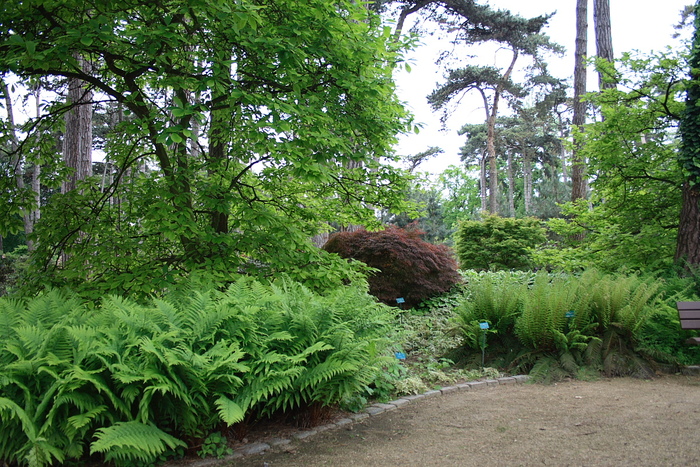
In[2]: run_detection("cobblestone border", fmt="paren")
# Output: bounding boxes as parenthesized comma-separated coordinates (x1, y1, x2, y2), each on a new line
(189, 375, 529, 465)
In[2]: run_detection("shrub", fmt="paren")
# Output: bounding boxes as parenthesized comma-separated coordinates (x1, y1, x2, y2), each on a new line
(454, 213, 547, 271)
(323, 225, 461, 308)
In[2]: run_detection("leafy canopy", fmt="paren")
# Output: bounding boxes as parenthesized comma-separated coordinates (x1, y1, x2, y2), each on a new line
(0, 0, 413, 295)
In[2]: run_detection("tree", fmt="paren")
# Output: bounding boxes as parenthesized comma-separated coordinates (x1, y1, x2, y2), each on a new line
(426, 5, 560, 214)
(571, 0, 589, 202)
(0, 0, 412, 295)
(677, 1, 700, 267)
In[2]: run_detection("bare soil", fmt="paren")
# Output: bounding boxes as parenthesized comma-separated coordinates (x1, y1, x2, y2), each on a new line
(225, 375, 700, 467)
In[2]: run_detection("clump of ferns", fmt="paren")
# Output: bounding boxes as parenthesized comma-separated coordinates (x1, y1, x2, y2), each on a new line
(511, 326, 601, 384)
(585, 273, 665, 378)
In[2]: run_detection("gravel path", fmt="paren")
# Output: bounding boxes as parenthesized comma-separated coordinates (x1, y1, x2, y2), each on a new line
(223, 375, 700, 467)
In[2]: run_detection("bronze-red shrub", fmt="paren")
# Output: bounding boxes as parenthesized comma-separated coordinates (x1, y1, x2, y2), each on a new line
(323, 225, 461, 308)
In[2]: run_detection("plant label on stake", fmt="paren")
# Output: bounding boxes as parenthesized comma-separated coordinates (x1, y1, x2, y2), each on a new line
(479, 322, 489, 368)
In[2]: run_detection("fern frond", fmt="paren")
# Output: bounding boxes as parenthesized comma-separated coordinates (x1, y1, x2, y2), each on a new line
(90, 421, 186, 463)
(214, 395, 245, 425)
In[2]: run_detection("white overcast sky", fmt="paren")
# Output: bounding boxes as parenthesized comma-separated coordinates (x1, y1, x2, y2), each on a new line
(393, 0, 693, 175)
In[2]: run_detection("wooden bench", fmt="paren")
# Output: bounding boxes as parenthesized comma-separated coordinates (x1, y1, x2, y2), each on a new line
(676, 301, 700, 345)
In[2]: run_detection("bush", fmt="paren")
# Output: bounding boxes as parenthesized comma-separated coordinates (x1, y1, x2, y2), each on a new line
(0, 278, 394, 466)
(323, 225, 461, 308)
(455, 214, 547, 271)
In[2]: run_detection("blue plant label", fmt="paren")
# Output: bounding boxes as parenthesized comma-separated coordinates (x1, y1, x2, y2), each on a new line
(479, 322, 490, 330)
(566, 311, 575, 318)
(396, 297, 405, 304)
(395, 352, 406, 360)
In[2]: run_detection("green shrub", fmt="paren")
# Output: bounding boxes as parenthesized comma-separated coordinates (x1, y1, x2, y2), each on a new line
(0, 278, 394, 466)
(454, 214, 547, 271)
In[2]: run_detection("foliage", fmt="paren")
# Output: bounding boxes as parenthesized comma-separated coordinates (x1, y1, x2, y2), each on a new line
(438, 166, 482, 229)
(323, 225, 462, 308)
(0, 0, 413, 297)
(0, 245, 28, 296)
(454, 213, 547, 271)
(448, 271, 686, 382)
(382, 179, 453, 244)
(452, 270, 529, 353)
(534, 50, 686, 273)
(197, 432, 232, 460)
(0, 278, 394, 466)
(679, 2, 700, 188)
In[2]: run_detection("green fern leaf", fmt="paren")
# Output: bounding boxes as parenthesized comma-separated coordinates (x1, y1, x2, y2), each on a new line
(90, 421, 186, 463)
(214, 395, 245, 425)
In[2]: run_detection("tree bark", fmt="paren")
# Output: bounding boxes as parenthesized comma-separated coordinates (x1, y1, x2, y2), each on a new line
(571, 0, 588, 202)
(62, 54, 93, 194)
(523, 147, 533, 215)
(507, 151, 515, 217)
(594, 0, 616, 90)
(1, 79, 40, 250)
(480, 152, 488, 213)
(676, 183, 700, 265)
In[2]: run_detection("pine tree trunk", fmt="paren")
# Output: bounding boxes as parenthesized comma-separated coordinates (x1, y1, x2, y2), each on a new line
(486, 112, 499, 214)
(571, 0, 588, 202)
(594, 0, 616, 90)
(507, 151, 515, 217)
(523, 149, 533, 215)
(480, 153, 488, 212)
(62, 54, 93, 194)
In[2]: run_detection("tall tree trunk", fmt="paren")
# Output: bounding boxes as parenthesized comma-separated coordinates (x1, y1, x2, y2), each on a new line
(676, 2, 700, 267)
(676, 183, 700, 265)
(1, 79, 40, 250)
(523, 148, 533, 215)
(29, 85, 41, 236)
(479, 153, 488, 212)
(594, 0, 616, 90)
(571, 0, 588, 202)
(507, 151, 515, 217)
(62, 54, 93, 194)
(484, 49, 519, 214)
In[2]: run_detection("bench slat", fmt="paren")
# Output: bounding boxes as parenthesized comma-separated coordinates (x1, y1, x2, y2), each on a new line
(676, 302, 700, 330)
(681, 319, 700, 329)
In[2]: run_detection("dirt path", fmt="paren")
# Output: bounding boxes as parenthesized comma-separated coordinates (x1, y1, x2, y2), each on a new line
(229, 375, 700, 467)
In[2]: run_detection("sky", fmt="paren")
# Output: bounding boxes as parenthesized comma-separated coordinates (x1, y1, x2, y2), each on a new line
(392, 0, 693, 176)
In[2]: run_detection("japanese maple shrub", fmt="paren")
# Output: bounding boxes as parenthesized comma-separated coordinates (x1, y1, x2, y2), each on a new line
(323, 225, 461, 308)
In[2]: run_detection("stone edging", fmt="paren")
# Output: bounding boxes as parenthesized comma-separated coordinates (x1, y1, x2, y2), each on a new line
(192, 375, 530, 465)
